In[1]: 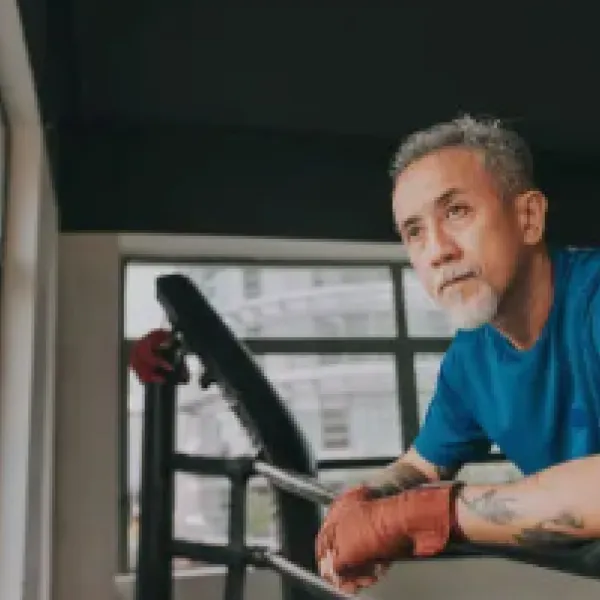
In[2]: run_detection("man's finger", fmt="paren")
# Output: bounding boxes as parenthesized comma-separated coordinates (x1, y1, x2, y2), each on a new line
(339, 574, 377, 593)
(319, 552, 341, 589)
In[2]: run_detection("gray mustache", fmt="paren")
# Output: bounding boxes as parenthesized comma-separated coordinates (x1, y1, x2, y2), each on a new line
(436, 266, 479, 291)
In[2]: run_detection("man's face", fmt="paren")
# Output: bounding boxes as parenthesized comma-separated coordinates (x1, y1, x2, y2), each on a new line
(392, 147, 531, 330)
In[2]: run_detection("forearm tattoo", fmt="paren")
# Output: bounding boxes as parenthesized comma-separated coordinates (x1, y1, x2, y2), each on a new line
(366, 463, 455, 498)
(458, 488, 591, 548)
(515, 513, 587, 548)
(458, 488, 518, 525)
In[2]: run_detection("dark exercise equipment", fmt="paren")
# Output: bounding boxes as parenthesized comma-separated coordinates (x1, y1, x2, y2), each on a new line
(134, 274, 600, 600)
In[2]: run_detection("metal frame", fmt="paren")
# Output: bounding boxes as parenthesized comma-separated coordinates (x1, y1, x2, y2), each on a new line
(117, 253, 130, 571)
(118, 254, 503, 572)
(390, 264, 422, 446)
(120, 254, 409, 269)
(135, 376, 371, 600)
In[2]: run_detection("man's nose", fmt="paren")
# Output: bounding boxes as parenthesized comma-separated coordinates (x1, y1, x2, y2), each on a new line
(426, 224, 460, 268)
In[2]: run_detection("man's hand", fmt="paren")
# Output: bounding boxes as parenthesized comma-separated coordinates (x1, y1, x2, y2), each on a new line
(318, 553, 389, 594)
(316, 484, 459, 587)
(318, 486, 388, 592)
(317, 450, 456, 591)
(129, 329, 189, 384)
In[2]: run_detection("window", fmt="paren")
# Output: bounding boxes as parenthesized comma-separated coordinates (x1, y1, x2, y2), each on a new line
(413, 353, 444, 422)
(123, 264, 396, 340)
(121, 259, 518, 573)
(402, 268, 455, 338)
(246, 479, 278, 541)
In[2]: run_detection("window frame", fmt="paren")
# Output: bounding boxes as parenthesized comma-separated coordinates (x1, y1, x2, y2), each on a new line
(0, 100, 9, 282)
(116, 238, 504, 574)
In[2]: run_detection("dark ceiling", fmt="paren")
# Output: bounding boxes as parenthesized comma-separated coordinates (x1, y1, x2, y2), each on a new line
(15, 0, 600, 243)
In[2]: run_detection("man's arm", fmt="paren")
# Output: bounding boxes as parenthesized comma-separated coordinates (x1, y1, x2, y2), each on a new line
(455, 454, 600, 549)
(365, 446, 458, 497)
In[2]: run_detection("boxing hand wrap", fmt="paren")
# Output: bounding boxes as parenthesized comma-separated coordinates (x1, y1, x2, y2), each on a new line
(399, 484, 459, 556)
(316, 483, 463, 574)
(129, 328, 189, 384)
(322, 485, 371, 525)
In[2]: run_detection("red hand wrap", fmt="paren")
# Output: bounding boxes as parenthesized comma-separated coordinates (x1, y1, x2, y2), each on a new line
(316, 483, 460, 574)
(129, 329, 188, 384)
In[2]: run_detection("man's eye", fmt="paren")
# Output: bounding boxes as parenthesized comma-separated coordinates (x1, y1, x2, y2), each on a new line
(447, 204, 469, 219)
(405, 225, 422, 240)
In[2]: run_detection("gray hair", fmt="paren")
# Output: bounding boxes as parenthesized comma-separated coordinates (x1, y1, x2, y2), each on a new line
(389, 115, 536, 199)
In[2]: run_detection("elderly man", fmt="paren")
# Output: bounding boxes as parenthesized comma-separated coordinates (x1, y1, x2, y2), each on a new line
(129, 115, 600, 593)
(314, 115, 600, 592)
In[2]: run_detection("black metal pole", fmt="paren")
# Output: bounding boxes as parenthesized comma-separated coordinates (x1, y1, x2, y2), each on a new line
(134, 379, 177, 600)
(249, 549, 362, 600)
(224, 464, 251, 600)
(253, 461, 335, 505)
(170, 539, 245, 565)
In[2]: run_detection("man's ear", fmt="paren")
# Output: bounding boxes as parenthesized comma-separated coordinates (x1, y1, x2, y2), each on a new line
(514, 190, 548, 245)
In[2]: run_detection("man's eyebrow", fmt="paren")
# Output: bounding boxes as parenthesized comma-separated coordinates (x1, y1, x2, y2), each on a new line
(398, 187, 463, 233)
(435, 187, 462, 206)
(399, 215, 421, 234)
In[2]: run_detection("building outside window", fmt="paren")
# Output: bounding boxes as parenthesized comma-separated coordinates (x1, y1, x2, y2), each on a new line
(320, 394, 351, 450)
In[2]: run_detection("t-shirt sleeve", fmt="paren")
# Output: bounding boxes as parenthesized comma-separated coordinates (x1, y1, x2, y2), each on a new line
(588, 278, 600, 357)
(412, 344, 490, 470)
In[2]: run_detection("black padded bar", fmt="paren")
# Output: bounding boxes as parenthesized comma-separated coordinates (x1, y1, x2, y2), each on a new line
(156, 274, 323, 600)
(134, 381, 177, 600)
(448, 541, 600, 579)
(171, 452, 254, 478)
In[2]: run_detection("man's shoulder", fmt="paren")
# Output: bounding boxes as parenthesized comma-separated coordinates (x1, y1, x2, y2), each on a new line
(439, 327, 486, 375)
(555, 246, 600, 310)
(448, 326, 485, 352)
(556, 246, 600, 279)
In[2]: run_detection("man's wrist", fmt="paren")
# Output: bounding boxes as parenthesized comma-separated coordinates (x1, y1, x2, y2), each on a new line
(364, 461, 431, 497)
(449, 481, 468, 542)
(397, 481, 463, 556)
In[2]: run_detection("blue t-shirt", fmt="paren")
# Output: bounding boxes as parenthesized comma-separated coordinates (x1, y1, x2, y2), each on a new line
(413, 247, 600, 477)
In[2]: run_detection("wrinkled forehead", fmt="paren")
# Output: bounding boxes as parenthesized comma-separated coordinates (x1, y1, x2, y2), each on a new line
(391, 147, 492, 220)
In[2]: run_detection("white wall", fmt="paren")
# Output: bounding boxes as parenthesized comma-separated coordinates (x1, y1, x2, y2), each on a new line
(0, 1, 59, 599)
(0, 125, 59, 600)
(55, 233, 600, 600)
(54, 235, 121, 600)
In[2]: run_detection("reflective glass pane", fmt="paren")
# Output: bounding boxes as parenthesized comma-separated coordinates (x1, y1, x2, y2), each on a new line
(413, 353, 444, 423)
(124, 263, 396, 339)
(258, 354, 402, 460)
(402, 268, 454, 337)
(127, 472, 280, 572)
